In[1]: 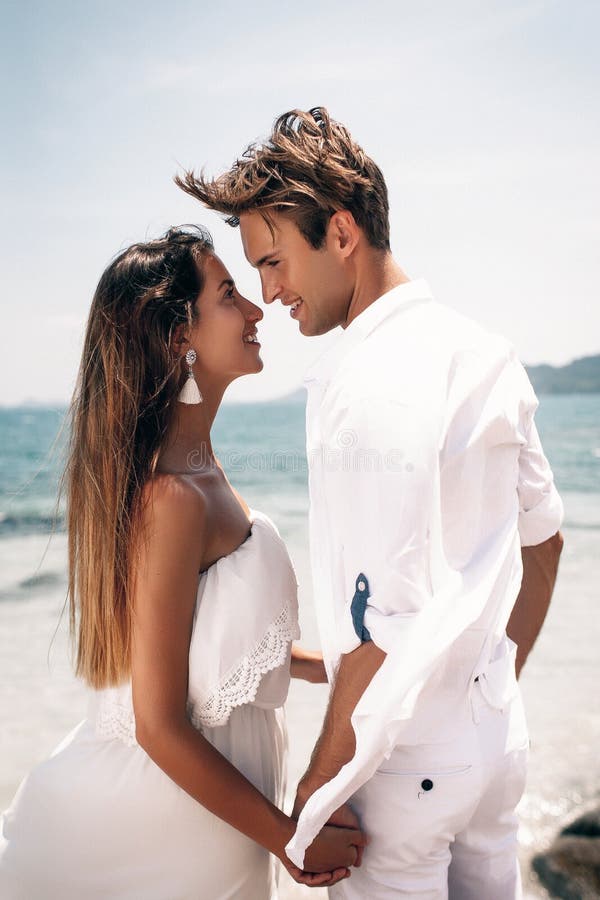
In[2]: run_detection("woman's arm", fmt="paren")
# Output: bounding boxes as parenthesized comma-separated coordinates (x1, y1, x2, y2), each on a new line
(291, 644, 328, 683)
(131, 478, 361, 885)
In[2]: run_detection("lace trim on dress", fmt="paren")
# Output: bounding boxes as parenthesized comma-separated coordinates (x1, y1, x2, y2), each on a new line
(95, 693, 137, 747)
(94, 601, 298, 745)
(188, 602, 298, 730)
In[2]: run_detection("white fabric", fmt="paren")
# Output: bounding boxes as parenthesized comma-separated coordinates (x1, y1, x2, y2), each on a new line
(331, 640, 530, 899)
(286, 280, 563, 868)
(0, 509, 300, 899)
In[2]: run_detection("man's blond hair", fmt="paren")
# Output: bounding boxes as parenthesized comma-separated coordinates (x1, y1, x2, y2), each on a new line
(175, 107, 390, 250)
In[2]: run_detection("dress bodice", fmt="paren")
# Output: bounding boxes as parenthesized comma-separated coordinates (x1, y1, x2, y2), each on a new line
(91, 509, 300, 746)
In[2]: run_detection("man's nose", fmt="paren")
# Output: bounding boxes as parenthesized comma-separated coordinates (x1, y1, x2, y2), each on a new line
(260, 271, 281, 305)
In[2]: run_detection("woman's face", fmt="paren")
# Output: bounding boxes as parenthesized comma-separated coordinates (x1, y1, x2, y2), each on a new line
(188, 253, 264, 385)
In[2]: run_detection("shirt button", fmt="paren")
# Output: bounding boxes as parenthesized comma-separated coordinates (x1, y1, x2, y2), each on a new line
(358, 581, 366, 592)
(421, 779, 434, 792)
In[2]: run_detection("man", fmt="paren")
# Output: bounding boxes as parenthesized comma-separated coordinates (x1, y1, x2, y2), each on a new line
(176, 107, 564, 898)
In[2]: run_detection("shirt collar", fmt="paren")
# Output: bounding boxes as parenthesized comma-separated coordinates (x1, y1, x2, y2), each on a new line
(304, 278, 433, 385)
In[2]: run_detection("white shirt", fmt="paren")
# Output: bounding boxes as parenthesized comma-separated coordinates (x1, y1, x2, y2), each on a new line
(286, 279, 563, 867)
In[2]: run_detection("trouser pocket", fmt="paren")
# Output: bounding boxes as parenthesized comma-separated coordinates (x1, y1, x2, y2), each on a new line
(352, 754, 482, 873)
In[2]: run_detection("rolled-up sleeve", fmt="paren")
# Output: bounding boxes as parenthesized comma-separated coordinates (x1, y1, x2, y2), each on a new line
(518, 418, 564, 546)
(324, 392, 437, 657)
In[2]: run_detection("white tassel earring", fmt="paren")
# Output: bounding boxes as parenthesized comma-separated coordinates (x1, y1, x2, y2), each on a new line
(178, 348, 203, 404)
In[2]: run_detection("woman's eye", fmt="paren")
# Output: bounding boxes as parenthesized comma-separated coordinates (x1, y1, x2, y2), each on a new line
(225, 287, 235, 300)
(268, 260, 279, 268)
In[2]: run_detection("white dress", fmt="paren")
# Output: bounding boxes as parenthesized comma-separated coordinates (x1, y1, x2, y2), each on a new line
(0, 509, 300, 900)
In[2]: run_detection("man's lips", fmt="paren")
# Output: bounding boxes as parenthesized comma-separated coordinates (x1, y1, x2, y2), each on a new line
(288, 299, 303, 319)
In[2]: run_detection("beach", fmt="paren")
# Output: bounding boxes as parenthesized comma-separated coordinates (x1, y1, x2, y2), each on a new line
(1, 397, 599, 897)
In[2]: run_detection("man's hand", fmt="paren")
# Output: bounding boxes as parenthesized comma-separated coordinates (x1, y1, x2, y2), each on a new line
(280, 812, 365, 888)
(326, 803, 366, 867)
(293, 792, 367, 869)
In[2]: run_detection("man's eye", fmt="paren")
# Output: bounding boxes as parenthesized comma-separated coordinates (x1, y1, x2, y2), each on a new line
(267, 260, 279, 268)
(226, 287, 235, 299)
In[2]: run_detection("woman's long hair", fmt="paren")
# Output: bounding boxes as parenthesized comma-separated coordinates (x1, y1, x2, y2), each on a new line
(65, 225, 213, 689)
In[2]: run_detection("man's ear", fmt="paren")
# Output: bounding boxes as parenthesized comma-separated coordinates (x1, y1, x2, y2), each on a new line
(328, 210, 360, 258)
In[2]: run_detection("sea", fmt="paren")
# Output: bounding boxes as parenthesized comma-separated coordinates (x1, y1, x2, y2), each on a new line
(1, 395, 599, 898)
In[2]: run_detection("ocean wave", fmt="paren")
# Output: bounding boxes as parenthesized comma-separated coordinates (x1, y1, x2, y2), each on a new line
(562, 520, 600, 531)
(0, 569, 67, 603)
(0, 512, 65, 537)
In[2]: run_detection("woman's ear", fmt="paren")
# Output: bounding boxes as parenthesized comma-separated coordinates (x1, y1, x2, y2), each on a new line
(171, 323, 190, 359)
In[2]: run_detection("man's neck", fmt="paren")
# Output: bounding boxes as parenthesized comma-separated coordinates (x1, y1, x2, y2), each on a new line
(343, 253, 409, 329)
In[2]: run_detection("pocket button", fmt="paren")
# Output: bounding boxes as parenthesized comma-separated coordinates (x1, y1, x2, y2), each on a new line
(421, 779, 434, 791)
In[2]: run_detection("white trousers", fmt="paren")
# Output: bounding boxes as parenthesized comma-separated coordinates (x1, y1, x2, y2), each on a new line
(330, 679, 529, 899)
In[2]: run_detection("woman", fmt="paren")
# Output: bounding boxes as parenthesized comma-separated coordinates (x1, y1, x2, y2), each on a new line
(0, 226, 364, 898)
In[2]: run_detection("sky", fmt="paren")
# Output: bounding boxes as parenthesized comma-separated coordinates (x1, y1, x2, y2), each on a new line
(1, 0, 598, 405)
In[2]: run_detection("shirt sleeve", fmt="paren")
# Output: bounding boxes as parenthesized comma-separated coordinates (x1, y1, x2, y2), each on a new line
(329, 394, 438, 657)
(498, 356, 563, 546)
(517, 416, 564, 546)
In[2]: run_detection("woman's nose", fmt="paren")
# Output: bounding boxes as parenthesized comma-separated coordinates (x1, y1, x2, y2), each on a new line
(241, 296, 264, 322)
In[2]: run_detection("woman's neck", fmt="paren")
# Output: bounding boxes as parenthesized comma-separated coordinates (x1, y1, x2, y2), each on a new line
(157, 385, 224, 475)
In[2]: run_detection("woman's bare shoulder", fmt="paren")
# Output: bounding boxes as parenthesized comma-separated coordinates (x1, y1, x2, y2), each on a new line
(140, 473, 208, 534)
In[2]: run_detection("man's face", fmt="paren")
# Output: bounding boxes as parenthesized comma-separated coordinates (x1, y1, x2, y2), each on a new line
(239, 210, 353, 336)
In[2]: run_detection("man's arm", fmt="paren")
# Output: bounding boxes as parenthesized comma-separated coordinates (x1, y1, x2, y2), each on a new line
(294, 641, 386, 812)
(507, 530, 563, 678)
(299, 528, 564, 805)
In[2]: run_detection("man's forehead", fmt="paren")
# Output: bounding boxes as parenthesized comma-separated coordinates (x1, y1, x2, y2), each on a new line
(240, 210, 280, 238)
(240, 211, 280, 263)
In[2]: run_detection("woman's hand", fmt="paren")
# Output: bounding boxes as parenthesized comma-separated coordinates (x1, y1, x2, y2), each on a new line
(291, 644, 328, 683)
(279, 822, 366, 888)
(280, 857, 350, 889)
(303, 822, 367, 873)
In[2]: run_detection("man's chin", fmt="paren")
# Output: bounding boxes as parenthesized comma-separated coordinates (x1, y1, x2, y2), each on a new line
(298, 316, 321, 337)
(300, 321, 332, 337)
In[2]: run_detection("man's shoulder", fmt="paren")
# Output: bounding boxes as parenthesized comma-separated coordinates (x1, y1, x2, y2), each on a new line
(339, 300, 514, 384)
(396, 299, 512, 354)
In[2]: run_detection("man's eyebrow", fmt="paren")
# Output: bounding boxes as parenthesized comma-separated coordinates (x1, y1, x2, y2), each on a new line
(253, 251, 278, 268)
(218, 278, 234, 290)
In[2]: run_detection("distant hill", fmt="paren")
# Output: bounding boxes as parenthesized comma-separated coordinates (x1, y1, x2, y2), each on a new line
(525, 354, 600, 395)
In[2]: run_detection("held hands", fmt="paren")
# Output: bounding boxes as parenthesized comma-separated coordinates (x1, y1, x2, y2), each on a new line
(284, 788, 368, 887)
(280, 821, 367, 888)
(304, 820, 367, 872)
(324, 803, 367, 868)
